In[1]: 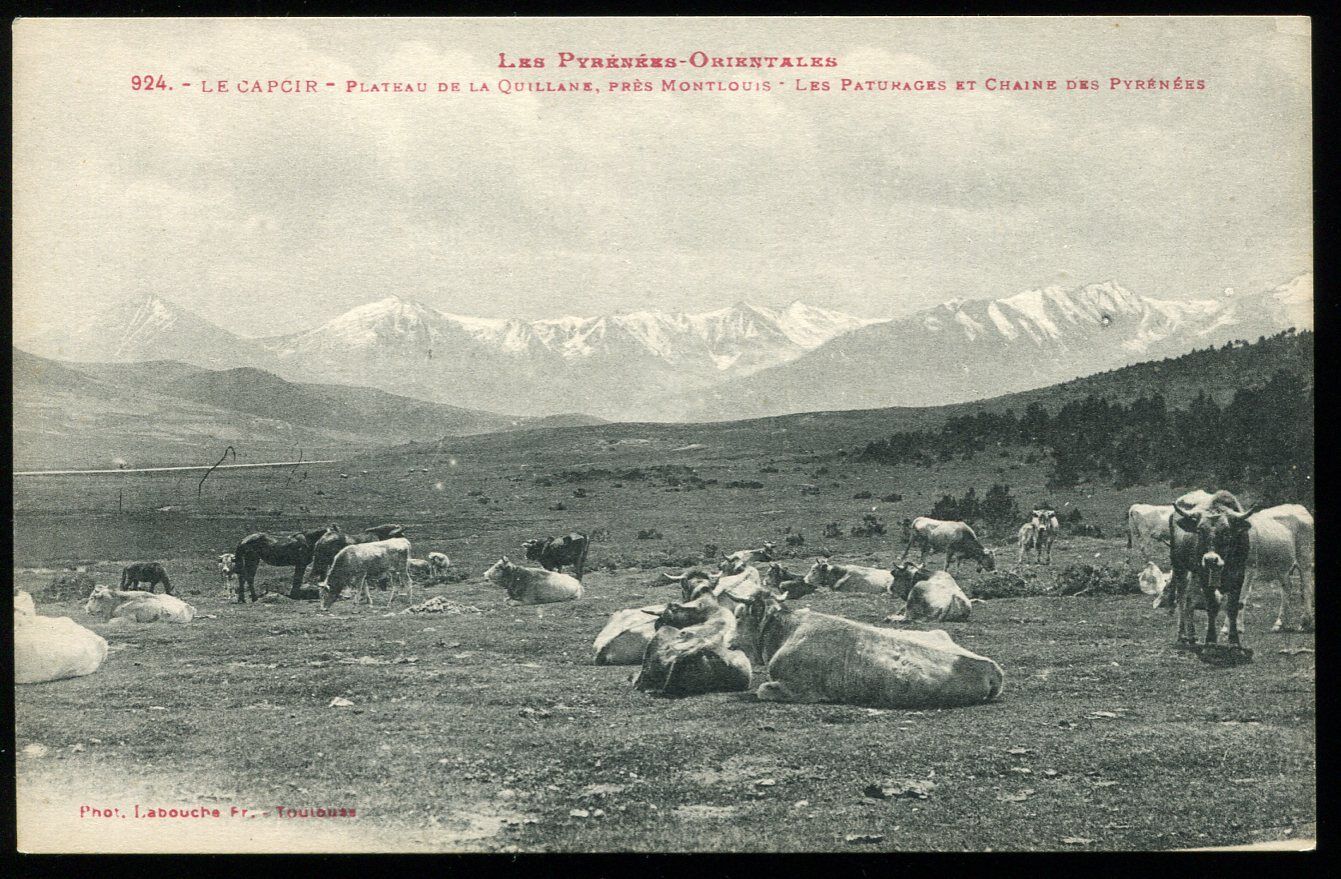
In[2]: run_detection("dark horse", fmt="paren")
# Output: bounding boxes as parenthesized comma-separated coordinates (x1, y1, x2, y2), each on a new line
(121, 562, 173, 594)
(307, 523, 406, 583)
(232, 527, 330, 602)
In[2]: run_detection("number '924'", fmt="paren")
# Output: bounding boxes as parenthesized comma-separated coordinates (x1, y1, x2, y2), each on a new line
(131, 75, 168, 90)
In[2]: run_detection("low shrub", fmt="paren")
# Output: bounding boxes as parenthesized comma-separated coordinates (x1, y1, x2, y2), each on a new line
(1057, 564, 1139, 596)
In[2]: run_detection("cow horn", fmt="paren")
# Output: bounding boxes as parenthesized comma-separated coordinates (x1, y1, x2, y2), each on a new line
(1226, 504, 1259, 521)
(639, 608, 663, 615)
(662, 572, 687, 582)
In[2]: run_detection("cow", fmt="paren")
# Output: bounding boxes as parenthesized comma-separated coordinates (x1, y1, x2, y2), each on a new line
(726, 591, 1005, 708)
(662, 568, 720, 601)
(309, 524, 406, 583)
(84, 585, 197, 623)
(803, 558, 895, 595)
(1137, 561, 1174, 610)
(16, 592, 108, 684)
(218, 553, 238, 594)
(318, 537, 412, 611)
(720, 542, 777, 575)
(1239, 504, 1315, 633)
(710, 566, 771, 613)
(427, 552, 452, 578)
(484, 557, 583, 606)
(522, 532, 590, 580)
(1018, 509, 1060, 564)
(1168, 490, 1254, 647)
(888, 562, 977, 623)
(1127, 490, 1216, 552)
(234, 527, 329, 602)
(593, 605, 665, 665)
(407, 558, 432, 581)
(764, 563, 817, 599)
(633, 594, 752, 697)
(902, 517, 997, 572)
(120, 562, 172, 595)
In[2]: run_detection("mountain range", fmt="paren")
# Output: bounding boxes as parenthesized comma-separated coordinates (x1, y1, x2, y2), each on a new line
(17, 273, 1311, 422)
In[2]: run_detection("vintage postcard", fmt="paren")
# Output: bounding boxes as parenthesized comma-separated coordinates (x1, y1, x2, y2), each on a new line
(12, 17, 1313, 853)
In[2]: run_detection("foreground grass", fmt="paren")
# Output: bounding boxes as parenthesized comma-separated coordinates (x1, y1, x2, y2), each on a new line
(15, 556, 1314, 852)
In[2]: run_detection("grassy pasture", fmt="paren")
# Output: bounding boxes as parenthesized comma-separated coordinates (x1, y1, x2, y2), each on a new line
(13, 431, 1314, 851)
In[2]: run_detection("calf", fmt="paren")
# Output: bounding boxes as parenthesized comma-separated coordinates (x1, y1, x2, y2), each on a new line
(484, 557, 583, 605)
(427, 552, 452, 578)
(120, 562, 173, 595)
(84, 585, 196, 623)
(218, 553, 238, 594)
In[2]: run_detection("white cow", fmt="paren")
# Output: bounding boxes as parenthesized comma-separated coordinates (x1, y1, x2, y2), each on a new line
(1137, 561, 1174, 609)
(1127, 504, 1173, 553)
(1019, 509, 1060, 564)
(218, 552, 238, 594)
(1245, 505, 1315, 632)
(407, 558, 432, 581)
(16, 591, 108, 684)
(427, 552, 452, 577)
(84, 586, 196, 623)
(727, 592, 1005, 708)
(888, 563, 976, 623)
(803, 558, 894, 595)
(319, 537, 412, 610)
(593, 605, 665, 665)
(721, 543, 777, 575)
(903, 517, 997, 571)
(483, 557, 583, 605)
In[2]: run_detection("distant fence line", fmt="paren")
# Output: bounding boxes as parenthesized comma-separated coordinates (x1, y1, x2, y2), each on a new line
(14, 460, 339, 477)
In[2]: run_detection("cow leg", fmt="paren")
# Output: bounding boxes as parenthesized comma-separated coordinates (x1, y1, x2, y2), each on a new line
(290, 563, 308, 599)
(1300, 564, 1315, 632)
(1202, 582, 1220, 646)
(1174, 570, 1196, 646)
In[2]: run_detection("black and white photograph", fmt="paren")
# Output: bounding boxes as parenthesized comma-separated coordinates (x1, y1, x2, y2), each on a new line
(11, 16, 1314, 852)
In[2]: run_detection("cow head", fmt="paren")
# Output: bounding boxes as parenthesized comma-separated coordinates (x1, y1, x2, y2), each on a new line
(803, 559, 839, 589)
(662, 569, 717, 601)
(84, 585, 117, 620)
(651, 594, 720, 630)
(521, 538, 546, 562)
(729, 590, 791, 664)
(483, 557, 515, 585)
(765, 563, 817, 599)
(720, 556, 743, 575)
(761, 542, 777, 558)
(889, 561, 933, 598)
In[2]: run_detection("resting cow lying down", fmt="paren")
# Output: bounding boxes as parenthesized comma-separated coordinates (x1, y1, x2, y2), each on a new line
(634, 593, 752, 697)
(16, 590, 108, 684)
(484, 557, 583, 605)
(84, 586, 197, 623)
(887, 562, 979, 623)
(593, 605, 665, 665)
(727, 590, 1004, 709)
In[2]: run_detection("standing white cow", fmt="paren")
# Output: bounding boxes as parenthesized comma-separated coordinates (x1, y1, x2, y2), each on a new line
(1245, 505, 1315, 632)
(319, 537, 412, 610)
(902, 517, 997, 572)
(1019, 509, 1060, 564)
(427, 552, 452, 578)
(218, 552, 238, 594)
(1128, 491, 1216, 555)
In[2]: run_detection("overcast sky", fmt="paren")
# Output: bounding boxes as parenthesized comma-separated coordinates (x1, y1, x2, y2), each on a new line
(13, 16, 1311, 338)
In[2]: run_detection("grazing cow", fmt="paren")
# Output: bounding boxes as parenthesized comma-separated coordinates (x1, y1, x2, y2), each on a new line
(634, 594, 752, 697)
(84, 585, 197, 623)
(720, 542, 777, 575)
(889, 563, 977, 623)
(484, 557, 583, 606)
(407, 558, 432, 581)
(234, 527, 329, 602)
(902, 517, 997, 572)
(1168, 490, 1253, 647)
(218, 553, 238, 593)
(120, 562, 173, 595)
(764, 563, 817, 599)
(309, 524, 407, 582)
(803, 558, 895, 595)
(593, 605, 665, 665)
(16, 592, 108, 684)
(1018, 510, 1060, 564)
(319, 537, 412, 610)
(427, 552, 452, 578)
(521, 533, 590, 580)
(727, 591, 1004, 708)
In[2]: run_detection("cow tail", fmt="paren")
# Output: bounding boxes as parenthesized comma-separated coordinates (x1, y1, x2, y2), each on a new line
(160, 570, 172, 593)
(120, 568, 129, 588)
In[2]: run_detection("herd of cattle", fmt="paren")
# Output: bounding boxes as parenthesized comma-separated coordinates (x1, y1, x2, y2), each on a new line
(15, 489, 1315, 711)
